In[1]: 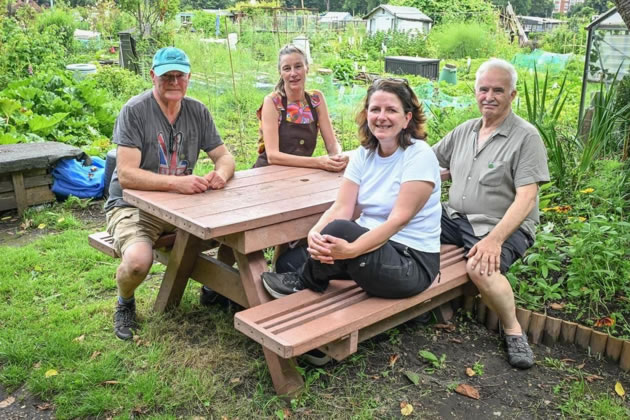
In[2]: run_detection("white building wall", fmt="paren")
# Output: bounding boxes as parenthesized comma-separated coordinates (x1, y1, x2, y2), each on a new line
(396, 19, 425, 34)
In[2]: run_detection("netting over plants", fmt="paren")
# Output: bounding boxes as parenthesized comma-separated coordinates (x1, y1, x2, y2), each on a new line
(512, 49, 572, 73)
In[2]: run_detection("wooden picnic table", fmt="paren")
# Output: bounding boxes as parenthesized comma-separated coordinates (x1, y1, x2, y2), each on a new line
(123, 164, 344, 395)
(123, 163, 452, 395)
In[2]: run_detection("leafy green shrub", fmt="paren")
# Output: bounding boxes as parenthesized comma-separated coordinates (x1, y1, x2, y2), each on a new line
(88, 66, 150, 102)
(428, 22, 500, 59)
(35, 9, 78, 51)
(363, 30, 429, 61)
(0, 18, 67, 89)
(0, 70, 118, 153)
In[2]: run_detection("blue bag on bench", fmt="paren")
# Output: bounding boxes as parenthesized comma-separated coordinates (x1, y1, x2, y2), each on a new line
(51, 156, 105, 199)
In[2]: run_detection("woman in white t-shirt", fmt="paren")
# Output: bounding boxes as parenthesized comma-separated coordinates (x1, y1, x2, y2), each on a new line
(262, 78, 442, 300)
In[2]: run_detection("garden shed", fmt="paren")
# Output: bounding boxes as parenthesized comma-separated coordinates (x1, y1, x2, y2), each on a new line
(363, 5, 432, 35)
(518, 16, 565, 33)
(176, 12, 193, 27)
(319, 11, 352, 24)
(579, 7, 630, 118)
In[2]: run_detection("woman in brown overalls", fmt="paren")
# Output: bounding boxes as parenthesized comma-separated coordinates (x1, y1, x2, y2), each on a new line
(253, 44, 348, 170)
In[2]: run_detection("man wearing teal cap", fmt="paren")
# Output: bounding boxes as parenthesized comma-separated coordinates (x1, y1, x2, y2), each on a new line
(105, 46, 235, 340)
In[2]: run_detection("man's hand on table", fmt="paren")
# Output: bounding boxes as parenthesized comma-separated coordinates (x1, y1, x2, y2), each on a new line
(204, 171, 227, 190)
(172, 175, 210, 194)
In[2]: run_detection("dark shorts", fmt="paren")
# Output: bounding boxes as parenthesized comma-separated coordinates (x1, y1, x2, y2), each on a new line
(440, 212, 534, 274)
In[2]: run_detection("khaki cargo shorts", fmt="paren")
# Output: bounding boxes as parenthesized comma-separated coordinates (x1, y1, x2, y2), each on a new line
(106, 207, 176, 257)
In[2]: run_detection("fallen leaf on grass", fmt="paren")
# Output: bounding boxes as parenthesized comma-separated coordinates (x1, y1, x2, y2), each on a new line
(74, 334, 85, 342)
(400, 401, 413, 416)
(36, 402, 53, 411)
(594, 317, 615, 327)
(466, 367, 476, 377)
(0, 396, 15, 408)
(576, 363, 585, 369)
(37, 223, 46, 229)
(550, 302, 565, 310)
(615, 382, 625, 397)
(0, 216, 10, 221)
(102, 380, 120, 385)
(585, 375, 604, 383)
(404, 370, 420, 385)
(44, 369, 58, 378)
(455, 384, 480, 400)
(389, 354, 399, 367)
(57, 217, 65, 223)
(229, 377, 241, 384)
(90, 351, 101, 360)
(20, 219, 32, 229)
(33, 362, 41, 369)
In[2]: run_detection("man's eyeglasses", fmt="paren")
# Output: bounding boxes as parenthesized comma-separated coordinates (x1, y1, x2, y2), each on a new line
(160, 73, 188, 84)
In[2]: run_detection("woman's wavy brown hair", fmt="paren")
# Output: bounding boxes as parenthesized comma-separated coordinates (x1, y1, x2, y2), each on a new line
(356, 79, 427, 151)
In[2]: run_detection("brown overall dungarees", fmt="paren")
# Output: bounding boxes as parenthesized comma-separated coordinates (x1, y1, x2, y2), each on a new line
(254, 93, 319, 168)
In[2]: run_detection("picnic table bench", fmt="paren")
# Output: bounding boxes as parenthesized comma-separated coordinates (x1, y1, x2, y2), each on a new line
(88, 164, 471, 396)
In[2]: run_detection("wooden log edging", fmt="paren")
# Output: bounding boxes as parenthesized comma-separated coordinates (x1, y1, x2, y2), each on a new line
(468, 300, 630, 372)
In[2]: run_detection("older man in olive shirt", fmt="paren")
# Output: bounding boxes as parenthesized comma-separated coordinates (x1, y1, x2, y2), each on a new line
(433, 59, 550, 369)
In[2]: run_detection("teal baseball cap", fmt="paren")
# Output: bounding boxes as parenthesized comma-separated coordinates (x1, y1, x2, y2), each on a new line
(152, 47, 190, 76)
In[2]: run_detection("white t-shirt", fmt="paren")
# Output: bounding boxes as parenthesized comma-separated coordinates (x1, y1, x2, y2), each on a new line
(344, 139, 442, 253)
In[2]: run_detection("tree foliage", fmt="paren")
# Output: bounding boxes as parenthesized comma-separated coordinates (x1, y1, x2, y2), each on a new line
(389, 0, 497, 25)
(118, 0, 180, 39)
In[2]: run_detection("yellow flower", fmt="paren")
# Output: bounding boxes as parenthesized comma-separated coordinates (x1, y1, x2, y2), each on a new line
(578, 216, 586, 222)
(580, 188, 594, 194)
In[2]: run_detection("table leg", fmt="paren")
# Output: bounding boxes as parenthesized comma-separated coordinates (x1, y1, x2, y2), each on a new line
(233, 250, 304, 396)
(153, 230, 202, 313)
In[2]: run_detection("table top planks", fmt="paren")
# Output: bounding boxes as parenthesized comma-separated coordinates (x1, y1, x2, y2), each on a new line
(123, 165, 344, 240)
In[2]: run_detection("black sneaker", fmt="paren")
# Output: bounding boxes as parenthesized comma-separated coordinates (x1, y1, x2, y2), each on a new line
(505, 332, 534, 369)
(114, 303, 138, 340)
(200, 285, 219, 306)
(261, 272, 305, 299)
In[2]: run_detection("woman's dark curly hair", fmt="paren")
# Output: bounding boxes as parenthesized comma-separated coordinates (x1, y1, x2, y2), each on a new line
(356, 79, 427, 151)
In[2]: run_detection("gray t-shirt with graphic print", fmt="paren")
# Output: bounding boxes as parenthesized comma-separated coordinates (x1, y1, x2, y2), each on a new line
(104, 90, 223, 212)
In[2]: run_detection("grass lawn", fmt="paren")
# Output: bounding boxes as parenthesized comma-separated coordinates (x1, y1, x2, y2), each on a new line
(1, 208, 628, 419)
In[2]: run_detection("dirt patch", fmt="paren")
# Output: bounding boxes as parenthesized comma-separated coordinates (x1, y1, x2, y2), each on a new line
(0, 385, 54, 420)
(0, 200, 106, 247)
(369, 318, 630, 418)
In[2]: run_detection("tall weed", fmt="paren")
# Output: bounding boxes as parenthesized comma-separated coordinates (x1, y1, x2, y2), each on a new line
(576, 73, 630, 185)
(427, 22, 499, 59)
(522, 68, 570, 187)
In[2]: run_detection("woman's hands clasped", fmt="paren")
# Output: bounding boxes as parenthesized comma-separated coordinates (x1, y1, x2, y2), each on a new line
(317, 154, 349, 172)
(307, 230, 355, 264)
